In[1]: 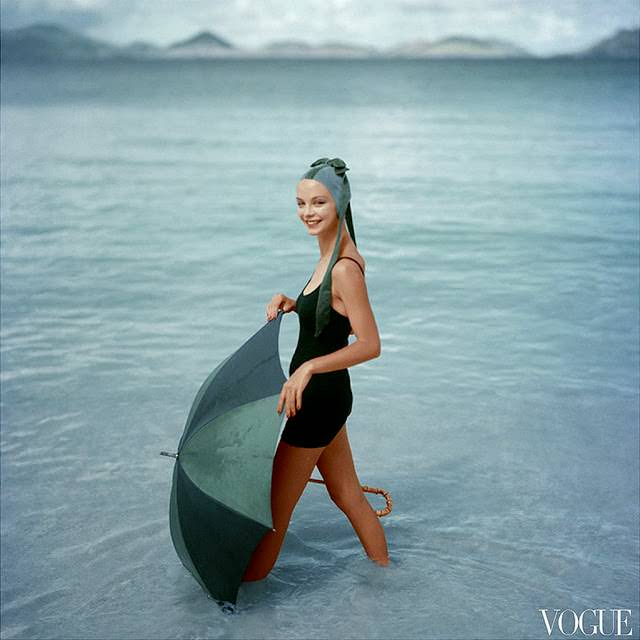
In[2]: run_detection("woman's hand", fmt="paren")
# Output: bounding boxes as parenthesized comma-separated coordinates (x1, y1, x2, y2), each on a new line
(277, 362, 313, 418)
(266, 293, 296, 321)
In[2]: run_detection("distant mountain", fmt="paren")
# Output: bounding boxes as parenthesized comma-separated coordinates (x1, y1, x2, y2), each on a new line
(118, 40, 163, 58)
(168, 30, 232, 50)
(0, 23, 235, 63)
(1, 21, 638, 63)
(258, 39, 377, 58)
(165, 30, 235, 58)
(0, 22, 124, 62)
(577, 27, 639, 58)
(386, 34, 532, 58)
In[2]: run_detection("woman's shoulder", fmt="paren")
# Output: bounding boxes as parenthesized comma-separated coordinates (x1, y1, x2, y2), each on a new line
(333, 252, 366, 275)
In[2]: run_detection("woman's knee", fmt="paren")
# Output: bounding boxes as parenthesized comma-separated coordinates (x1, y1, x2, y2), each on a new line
(242, 531, 282, 582)
(328, 486, 367, 513)
(242, 566, 271, 582)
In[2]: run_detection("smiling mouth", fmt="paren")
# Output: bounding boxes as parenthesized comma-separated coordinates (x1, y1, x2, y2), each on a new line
(305, 220, 321, 226)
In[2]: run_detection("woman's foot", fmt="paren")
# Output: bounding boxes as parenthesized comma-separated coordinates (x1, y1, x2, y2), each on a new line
(369, 554, 390, 567)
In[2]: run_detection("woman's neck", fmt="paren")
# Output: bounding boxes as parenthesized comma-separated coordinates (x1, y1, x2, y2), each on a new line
(317, 220, 351, 263)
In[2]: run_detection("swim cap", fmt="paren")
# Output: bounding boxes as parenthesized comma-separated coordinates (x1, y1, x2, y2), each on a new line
(300, 157, 357, 338)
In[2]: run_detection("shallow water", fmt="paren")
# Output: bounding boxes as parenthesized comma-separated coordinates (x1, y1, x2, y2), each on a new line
(1, 58, 639, 639)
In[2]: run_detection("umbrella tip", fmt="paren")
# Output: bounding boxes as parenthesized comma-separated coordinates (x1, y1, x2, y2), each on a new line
(208, 597, 236, 614)
(159, 451, 178, 459)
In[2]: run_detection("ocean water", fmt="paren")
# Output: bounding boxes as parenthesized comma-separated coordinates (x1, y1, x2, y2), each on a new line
(1, 58, 638, 640)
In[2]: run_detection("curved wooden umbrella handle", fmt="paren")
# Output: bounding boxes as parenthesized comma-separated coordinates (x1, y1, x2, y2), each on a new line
(307, 477, 393, 517)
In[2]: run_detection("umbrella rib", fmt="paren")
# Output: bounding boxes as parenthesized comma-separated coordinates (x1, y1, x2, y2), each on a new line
(179, 460, 277, 530)
(181, 353, 284, 451)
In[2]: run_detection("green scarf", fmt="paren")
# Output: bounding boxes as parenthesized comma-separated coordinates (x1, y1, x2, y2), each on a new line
(300, 157, 357, 338)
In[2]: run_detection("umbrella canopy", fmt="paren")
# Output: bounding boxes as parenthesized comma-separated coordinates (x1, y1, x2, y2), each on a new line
(161, 310, 287, 605)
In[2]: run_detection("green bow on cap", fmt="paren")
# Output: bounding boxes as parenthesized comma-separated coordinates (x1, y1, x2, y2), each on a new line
(300, 157, 357, 338)
(310, 157, 350, 177)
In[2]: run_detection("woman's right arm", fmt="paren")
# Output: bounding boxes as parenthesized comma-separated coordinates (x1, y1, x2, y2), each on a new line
(266, 293, 296, 321)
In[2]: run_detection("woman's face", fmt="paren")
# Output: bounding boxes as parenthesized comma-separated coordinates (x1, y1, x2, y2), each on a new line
(296, 179, 338, 237)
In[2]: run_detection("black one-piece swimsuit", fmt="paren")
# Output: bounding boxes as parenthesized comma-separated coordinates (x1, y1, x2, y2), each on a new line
(280, 256, 365, 448)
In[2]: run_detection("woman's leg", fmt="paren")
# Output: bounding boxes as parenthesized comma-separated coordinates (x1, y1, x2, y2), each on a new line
(316, 425, 389, 565)
(242, 438, 325, 581)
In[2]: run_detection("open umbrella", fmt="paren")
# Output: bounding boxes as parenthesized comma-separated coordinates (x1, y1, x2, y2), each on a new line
(160, 310, 287, 606)
(160, 309, 393, 607)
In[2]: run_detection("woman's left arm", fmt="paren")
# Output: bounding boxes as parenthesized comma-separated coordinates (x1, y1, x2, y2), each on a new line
(306, 260, 381, 374)
(277, 261, 381, 417)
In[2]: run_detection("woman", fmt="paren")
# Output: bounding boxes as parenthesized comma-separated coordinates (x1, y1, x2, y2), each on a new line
(242, 157, 389, 582)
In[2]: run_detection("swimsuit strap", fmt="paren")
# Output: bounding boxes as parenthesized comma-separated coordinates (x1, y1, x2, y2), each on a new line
(299, 256, 365, 297)
(334, 256, 365, 276)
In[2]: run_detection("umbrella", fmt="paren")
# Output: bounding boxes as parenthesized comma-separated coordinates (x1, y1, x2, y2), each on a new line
(160, 309, 394, 607)
(160, 310, 287, 606)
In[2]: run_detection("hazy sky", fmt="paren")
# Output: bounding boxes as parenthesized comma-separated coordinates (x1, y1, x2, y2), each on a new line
(1, 0, 639, 55)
